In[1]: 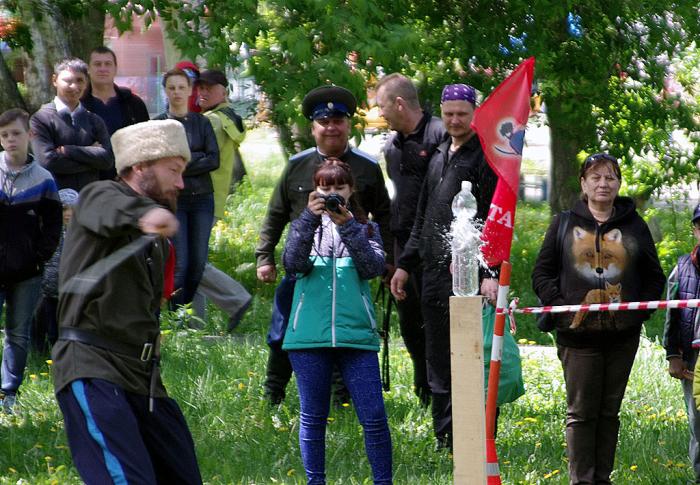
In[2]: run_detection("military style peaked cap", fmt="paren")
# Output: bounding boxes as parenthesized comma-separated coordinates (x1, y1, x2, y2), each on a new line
(301, 85, 357, 120)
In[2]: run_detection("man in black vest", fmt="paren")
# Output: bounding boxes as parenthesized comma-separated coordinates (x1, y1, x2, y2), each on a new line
(375, 73, 446, 406)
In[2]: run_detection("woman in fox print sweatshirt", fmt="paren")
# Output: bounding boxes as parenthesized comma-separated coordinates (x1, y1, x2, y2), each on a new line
(532, 153, 665, 484)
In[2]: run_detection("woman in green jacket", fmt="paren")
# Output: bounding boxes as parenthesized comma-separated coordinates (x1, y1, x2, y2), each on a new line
(282, 158, 392, 484)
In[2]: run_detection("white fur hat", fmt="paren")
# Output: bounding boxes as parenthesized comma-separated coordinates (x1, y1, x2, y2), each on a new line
(111, 119, 191, 173)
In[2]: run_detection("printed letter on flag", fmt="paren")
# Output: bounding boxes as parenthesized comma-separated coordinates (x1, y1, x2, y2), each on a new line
(471, 57, 535, 266)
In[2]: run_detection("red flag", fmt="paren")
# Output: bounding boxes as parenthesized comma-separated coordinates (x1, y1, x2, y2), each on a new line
(471, 57, 535, 266)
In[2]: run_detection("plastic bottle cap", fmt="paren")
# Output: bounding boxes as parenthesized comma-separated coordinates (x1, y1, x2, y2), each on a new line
(462, 181, 472, 191)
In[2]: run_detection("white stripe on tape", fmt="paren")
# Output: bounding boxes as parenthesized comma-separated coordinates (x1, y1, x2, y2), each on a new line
(492, 335, 503, 362)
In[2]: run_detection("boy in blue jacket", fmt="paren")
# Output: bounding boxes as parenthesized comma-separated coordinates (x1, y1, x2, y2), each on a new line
(0, 108, 62, 412)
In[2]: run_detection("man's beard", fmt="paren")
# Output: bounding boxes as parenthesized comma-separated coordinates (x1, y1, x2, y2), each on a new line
(138, 170, 178, 212)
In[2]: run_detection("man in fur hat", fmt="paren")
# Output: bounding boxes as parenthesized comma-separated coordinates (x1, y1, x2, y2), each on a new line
(52, 119, 203, 484)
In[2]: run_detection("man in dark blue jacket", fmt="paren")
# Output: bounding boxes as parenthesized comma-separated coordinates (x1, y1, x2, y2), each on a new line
(82, 46, 150, 180)
(30, 58, 114, 191)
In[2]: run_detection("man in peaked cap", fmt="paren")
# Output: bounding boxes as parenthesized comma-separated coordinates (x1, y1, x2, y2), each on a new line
(53, 120, 203, 484)
(255, 84, 392, 404)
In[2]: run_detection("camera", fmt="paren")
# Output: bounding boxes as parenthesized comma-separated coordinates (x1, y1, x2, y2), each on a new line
(321, 193, 346, 214)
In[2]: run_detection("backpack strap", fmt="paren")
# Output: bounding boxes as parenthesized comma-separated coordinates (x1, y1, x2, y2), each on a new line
(555, 210, 571, 271)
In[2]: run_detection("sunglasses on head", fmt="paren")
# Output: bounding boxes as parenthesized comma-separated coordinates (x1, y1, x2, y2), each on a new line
(584, 153, 618, 165)
(580, 153, 621, 178)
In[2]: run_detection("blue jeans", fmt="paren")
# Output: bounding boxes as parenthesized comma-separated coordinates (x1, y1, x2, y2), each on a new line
(0, 275, 41, 395)
(172, 193, 214, 305)
(289, 349, 392, 484)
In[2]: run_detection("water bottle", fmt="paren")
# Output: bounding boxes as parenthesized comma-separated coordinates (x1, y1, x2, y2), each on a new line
(451, 181, 480, 296)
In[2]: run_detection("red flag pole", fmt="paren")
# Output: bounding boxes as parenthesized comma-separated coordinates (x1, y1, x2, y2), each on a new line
(471, 56, 535, 484)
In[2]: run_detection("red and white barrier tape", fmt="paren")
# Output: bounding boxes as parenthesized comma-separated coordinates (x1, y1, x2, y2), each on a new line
(508, 298, 700, 315)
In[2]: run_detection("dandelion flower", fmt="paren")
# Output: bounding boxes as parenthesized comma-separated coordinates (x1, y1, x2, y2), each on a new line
(287, 469, 295, 476)
(30, 374, 38, 380)
(238, 382, 246, 390)
(630, 465, 638, 471)
(45, 360, 53, 365)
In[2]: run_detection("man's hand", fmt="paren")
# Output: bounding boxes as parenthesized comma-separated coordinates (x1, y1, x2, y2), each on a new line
(669, 357, 694, 380)
(139, 208, 179, 237)
(257, 264, 277, 283)
(480, 277, 499, 305)
(382, 264, 396, 288)
(390, 268, 410, 301)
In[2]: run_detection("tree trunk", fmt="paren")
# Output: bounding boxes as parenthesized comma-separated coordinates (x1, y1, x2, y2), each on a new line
(546, 95, 596, 213)
(18, 0, 71, 112)
(65, 5, 107, 62)
(0, 50, 26, 113)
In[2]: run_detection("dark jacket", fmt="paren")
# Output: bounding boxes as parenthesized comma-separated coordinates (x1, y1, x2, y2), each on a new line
(664, 250, 700, 362)
(384, 112, 446, 247)
(82, 84, 150, 134)
(30, 102, 114, 191)
(397, 135, 498, 300)
(154, 111, 219, 196)
(0, 154, 62, 286)
(255, 146, 393, 267)
(282, 209, 384, 351)
(52, 181, 168, 397)
(532, 197, 665, 348)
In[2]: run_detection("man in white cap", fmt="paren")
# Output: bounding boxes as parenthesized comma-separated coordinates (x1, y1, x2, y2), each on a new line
(52, 119, 203, 484)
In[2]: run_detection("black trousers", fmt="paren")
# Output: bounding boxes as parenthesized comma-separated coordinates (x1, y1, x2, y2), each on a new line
(394, 267, 430, 404)
(421, 297, 453, 440)
(558, 336, 639, 484)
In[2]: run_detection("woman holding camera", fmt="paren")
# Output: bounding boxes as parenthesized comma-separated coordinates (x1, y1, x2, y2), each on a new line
(282, 158, 392, 484)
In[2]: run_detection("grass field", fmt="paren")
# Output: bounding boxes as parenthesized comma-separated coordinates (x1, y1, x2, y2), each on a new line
(0, 127, 697, 484)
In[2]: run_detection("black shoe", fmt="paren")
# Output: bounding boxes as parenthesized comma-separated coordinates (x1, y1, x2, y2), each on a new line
(265, 391, 284, 405)
(227, 297, 252, 333)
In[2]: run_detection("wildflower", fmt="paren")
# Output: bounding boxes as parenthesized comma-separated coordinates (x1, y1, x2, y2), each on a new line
(8, 467, 16, 473)
(528, 340, 536, 345)
(287, 469, 295, 476)
(45, 360, 53, 366)
(40, 372, 49, 377)
(327, 417, 335, 423)
(342, 402, 350, 408)
(30, 374, 38, 380)
(630, 465, 638, 471)
(518, 338, 528, 344)
(543, 469, 560, 479)
(238, 382, 246, 390)
(247, 371, 255, 377)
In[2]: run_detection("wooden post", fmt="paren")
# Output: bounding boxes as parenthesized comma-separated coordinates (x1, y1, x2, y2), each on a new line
(450, 295, 486, 484)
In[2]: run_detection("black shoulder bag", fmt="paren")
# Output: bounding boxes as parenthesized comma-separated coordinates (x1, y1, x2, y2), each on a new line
(537, 210, 570, 332)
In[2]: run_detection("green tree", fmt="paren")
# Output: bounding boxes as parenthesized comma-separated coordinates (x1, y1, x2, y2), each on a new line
(110, 1, 700, 208)
(0, 1, 106, 112)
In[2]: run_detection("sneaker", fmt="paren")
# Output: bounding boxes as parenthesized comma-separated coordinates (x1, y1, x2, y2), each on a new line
(227, 297, 253, 333)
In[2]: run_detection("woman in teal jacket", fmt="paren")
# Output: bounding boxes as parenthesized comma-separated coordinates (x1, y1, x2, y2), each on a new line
(282, 158, 392, 484)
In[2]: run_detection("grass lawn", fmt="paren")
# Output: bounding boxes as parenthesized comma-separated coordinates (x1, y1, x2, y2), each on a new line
(0, 127, 695, 483)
